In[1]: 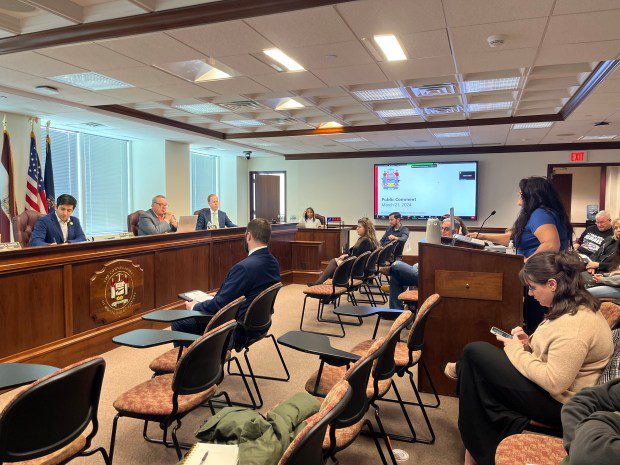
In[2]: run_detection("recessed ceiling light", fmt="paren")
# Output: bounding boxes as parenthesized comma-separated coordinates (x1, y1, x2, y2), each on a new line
(50, 72, 133, 90)
(373, 34, 407, 61)
(263, 48, 305, 72)
(351, 88, 407, 101)
(468, 101, 513, 112)
(34, 85, 60, 95)
(376, 108, 420, 118)
(512, 122, 554, 129)
(462, 77, 520, 93)
(434, 132, 470, 138)
(578, 135, 617, 141)
(155, 59, 237, 82)
(275, 98, 304, 110)
(317, 121, 343, 129)
(224, 120, 266, 127)
(171, 102, 228, 115)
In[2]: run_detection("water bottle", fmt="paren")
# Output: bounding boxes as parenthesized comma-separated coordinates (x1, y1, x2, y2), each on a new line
(506, 240, 516, 255)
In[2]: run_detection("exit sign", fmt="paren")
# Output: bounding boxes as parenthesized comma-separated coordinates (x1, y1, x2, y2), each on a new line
(570, 151, 588, 162)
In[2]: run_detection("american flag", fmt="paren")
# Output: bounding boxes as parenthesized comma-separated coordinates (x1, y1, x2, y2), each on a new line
(25, 131, 48, 213)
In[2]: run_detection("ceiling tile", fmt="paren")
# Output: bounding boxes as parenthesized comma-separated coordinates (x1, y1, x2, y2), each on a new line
(544, 9, 620, 44)
(312, 63, 387, 86)
(217, 54, 277, 76)
(246, 6, 356, 48)
(456, 48, 537, 74)
(287, 41, 373, 69)
(0, 51, 86, 78)
(197, 76, 270, 95)
(535, 40, 620, 65)
(97, 32, 204, 65)
(443, 0, 554, 27)
(379, 56, 456, 80)
(252, 71, 327, 92)
(148, 83, 219, 99)
(553, 0, 620, 15)
(99, 88, 168, 103)
(400, 30, 452, 58)
(100, 66, 183, 87)
(35, 43, 141, 71)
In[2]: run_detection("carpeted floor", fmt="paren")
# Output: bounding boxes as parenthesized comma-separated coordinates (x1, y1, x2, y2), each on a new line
(0, 284, 464, 465)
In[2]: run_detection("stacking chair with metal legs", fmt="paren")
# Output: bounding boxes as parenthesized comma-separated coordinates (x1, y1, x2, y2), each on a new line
(0, 357, 110, 465)
(110, 321, 237, 461)
(300, 257, 357, 337)
(357, 246, 384, 305)
(226, 282, 290, 409)
(327, 251, 370, 306)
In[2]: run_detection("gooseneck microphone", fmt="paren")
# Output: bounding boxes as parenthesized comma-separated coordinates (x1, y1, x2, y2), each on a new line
(475, 210, 496, 239)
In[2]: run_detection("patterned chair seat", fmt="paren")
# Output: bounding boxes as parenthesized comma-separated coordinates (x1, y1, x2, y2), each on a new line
(351, 339, 420, 368)
(113, 373, 217, 419)
(398, 289, 419, 302)
(303, 284, 348, 296)
(12, 434, 87, 465)
(324, 278, 363, 287)
(149, 348, 232, 374)
(305, 363, 391, 399)
(600, 302, 620, 327)
(495, 433, 566, 465)
(322, 417, 366, 451)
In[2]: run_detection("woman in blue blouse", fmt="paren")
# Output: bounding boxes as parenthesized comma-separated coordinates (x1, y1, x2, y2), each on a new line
(473, 177, 573, 331)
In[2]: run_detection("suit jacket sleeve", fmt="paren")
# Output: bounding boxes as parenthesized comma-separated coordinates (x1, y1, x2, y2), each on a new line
(224, 212, 236, 228)
(195, 263, 248, 314)
(29, 217, 52, 246)
(196, 211, 207, 230)
(138, 213, 170, 235)
(68, 218, 87, 243)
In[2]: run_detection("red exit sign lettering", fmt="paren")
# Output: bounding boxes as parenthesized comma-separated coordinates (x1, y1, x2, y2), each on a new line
(570, 151, 588, 162)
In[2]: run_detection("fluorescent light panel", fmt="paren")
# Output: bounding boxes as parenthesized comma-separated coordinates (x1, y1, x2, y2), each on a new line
(434, 132, 470, 138)
(172, 102, 228, 115)
(51, 72, 133, 90)
(463, 77, 520, 93)
(512, 122, 554, 129)
(352, 88, 407, 101)
(376, 108, 420, 118)
(263, 48, 305, 71)
(224, 120, 266, 127)
(373, 34, 407, 61)
(468, 101, 512, 112)
(578, 135, 617, 140)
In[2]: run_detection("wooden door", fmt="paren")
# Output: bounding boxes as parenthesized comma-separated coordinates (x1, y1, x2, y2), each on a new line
(251, 172, 282, 221)
(551, 173, 572, 220)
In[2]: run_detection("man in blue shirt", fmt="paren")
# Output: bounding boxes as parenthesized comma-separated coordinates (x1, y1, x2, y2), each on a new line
(29, 194, 86, 246)
(379, 211, 410, 248)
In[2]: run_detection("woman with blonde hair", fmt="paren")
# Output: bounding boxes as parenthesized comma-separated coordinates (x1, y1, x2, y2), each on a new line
(309, 217, 379, 285)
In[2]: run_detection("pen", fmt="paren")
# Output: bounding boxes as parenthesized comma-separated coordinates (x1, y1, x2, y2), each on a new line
(198, 450, 209, 465)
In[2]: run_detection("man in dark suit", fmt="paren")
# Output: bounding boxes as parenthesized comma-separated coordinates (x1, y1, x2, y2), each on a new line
(196, 194, 236, 229)
(29, 194, 87, 246)
(173, 218, 280, 349)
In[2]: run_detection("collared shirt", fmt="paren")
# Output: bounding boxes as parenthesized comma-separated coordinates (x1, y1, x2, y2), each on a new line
(55, 211, 69, 243)
(248, 245, 268, 256)
(210, 209, 219, 228)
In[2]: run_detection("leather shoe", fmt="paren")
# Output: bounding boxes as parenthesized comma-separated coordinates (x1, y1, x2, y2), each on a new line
(378, 266, 390, 276)
(440, 362, 458, 380)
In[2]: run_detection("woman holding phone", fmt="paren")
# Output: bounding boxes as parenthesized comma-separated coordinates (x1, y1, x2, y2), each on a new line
(442, 251, 613, 465)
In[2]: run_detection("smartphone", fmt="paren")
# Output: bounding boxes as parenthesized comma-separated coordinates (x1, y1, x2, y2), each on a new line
(490, 326, 513, 339)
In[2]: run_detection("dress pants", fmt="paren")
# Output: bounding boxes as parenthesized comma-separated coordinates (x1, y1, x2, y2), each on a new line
(388, 262, 419, 309)
(171, 317, 209, 347)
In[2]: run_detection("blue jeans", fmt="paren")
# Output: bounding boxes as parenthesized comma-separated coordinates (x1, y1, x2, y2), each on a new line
(588, 285, 620, 301)
(389, 262, 419, 309)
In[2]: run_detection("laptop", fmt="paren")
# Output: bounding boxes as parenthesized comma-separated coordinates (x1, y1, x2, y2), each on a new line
(176, 215, 198, 233)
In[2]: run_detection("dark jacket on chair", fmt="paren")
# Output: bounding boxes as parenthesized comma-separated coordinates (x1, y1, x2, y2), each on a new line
(29, 212, 86, 246)
(195, 247, 280, 349)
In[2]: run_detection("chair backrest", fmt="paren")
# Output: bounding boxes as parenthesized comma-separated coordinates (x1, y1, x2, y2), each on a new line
(173, 320, 237, 396)
(600, 302, 620, 328)
(406, 294, 441, 354)
(11, 210, 44, 246)
(378, 240, 397, 265)
(331, 257, 356, 288)
(194, 208, 208, 216)
(205, 296, 246, 332)
(127, 210, 145, 236)
(364, 247, 382, 277)
(0, 357, 105, 463)
(279, 380, 352, 465)
(241, 282, 283, 332)
(393, 235, 408, 258)
(370, 311, 415, 397)
(315, 214, 326, 226)
(350, 251, 371, 282)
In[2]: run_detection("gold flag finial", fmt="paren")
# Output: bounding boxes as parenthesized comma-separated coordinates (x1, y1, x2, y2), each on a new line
(2, 114, 6, 130)
(46, 120, 51, 135)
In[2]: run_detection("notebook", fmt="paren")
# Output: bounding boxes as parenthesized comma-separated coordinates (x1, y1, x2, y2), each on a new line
(180, 443, 239, 465)
(178, 290, 214, 302)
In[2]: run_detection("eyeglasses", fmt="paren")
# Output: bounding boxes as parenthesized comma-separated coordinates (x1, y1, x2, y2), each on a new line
(154, 202, 168, 207)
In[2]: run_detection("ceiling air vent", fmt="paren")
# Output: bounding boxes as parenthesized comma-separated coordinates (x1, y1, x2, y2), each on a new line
(409, 83, 456, 97)
(218, 100, 265, 112)
(423, 105, 463, 115)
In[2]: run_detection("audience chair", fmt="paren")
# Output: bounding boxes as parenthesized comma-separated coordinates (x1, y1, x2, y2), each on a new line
(226, 283, 289, 409)
(398, 288, 419, 311)
(11, 210, 44, 247)
(495, 433, 566, 465)
(301, 257, 357, 338)
(376, 241, 398, 289)
(315, 214, 326, 226)
(278, 380, 353, 465)
(326, 251, 370, 306)
(357, 246, 386, 305)
(148, 296, 246, 376)
(0, 357, 110, 465)
(392, 235, 408, 261)
(110, 321, 237, 461)
(600, 301, 620, 328)
(126, 210, 144, 236)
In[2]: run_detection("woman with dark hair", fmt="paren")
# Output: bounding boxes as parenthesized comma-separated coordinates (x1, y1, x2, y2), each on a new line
(298, 207, 322, 229)
(309, 217, 379, 285)
(443, 251, 613, 465)
(472, 176, 573, 331)
(588, 218, 620, 301)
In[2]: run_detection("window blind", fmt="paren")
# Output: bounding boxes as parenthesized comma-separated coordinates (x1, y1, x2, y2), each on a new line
(190, 153, 218, 214)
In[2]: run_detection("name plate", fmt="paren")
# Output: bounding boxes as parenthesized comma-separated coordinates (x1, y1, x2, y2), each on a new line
(118, 231, 135, 239)
(0, 242, 21, 252)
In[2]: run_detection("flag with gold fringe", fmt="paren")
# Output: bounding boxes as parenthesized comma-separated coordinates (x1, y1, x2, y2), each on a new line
(1, 123, 17, 242)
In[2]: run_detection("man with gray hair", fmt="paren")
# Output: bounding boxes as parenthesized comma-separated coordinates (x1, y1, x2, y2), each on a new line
(137, 195, 178, 236)
(574, 210, 613, 258)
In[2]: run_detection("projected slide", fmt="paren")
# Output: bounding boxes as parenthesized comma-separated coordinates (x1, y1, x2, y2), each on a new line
(374, 162, 478, 219)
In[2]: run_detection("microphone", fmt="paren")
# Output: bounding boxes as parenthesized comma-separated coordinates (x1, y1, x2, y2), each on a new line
(475, 210, 496, 239)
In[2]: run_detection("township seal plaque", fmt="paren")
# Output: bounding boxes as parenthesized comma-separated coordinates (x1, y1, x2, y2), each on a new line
(90, 259, 143, 323)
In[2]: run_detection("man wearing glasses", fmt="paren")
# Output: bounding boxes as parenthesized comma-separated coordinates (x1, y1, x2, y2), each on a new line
(137, 195, 178, 236)
(574, 210, 613, 258)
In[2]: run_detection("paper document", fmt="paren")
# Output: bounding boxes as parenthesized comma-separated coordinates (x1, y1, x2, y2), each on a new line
(179, 290, 214, 303)
(180, 443, 239, 465)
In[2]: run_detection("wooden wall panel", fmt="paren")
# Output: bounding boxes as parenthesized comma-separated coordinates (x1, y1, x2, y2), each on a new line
(154, 245, 210, 306)
(270, 231, 295, 271)
(295, 228, 349, 262)
(210, 238, 246, 288)
(0, 268, 65, 358)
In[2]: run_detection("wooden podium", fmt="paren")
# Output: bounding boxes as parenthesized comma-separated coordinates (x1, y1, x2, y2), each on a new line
(417, 242, 524, 396)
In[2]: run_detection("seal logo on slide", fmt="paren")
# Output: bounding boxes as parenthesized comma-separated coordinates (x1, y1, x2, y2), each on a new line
(382, 168, 400, 189)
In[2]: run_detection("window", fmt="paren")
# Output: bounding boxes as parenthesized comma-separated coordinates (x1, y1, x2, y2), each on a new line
(41, 128, 130, 235)
(190, 152, 218, 214)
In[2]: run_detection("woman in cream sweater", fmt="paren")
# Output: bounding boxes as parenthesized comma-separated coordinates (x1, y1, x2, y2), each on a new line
(443, 251, 614, 465)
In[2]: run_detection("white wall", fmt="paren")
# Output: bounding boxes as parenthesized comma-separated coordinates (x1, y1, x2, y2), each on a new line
(249, 149, 620, 254)
(131, 139, 166, 212)
(606, 166, 620, 219)
(552, 166, 600, 223)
